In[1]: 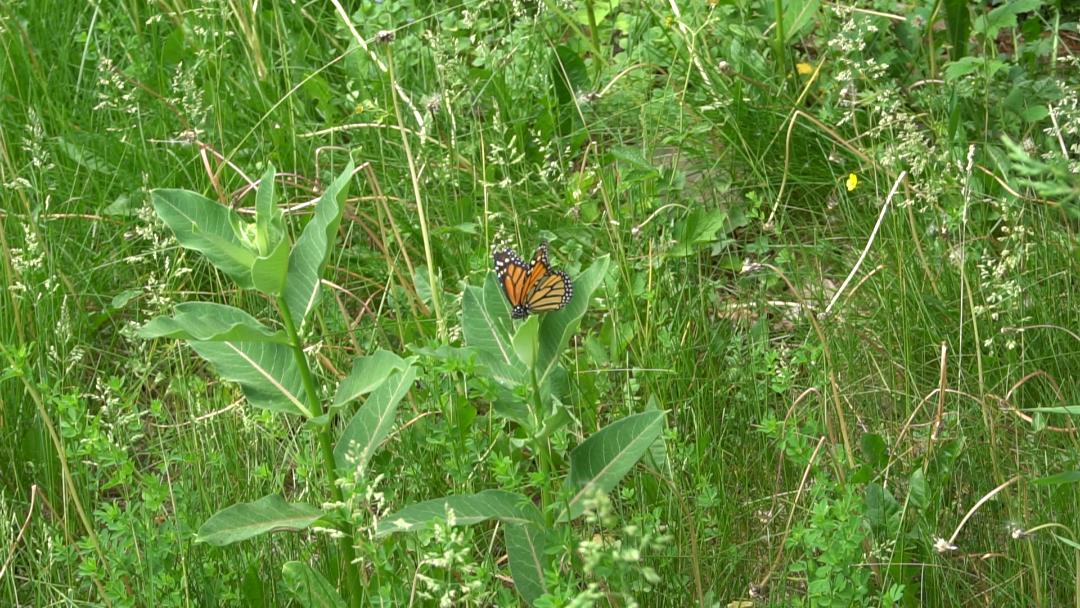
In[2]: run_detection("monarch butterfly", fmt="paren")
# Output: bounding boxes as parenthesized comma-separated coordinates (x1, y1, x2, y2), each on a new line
(492, 241, 573, 319)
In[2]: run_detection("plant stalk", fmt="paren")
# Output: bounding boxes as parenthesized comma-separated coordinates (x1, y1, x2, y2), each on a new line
(277, 297, 364, 607)
(773, 0, 787, 79)
(1, 344, 113, 606)
(529, 349, 555, 525)
(384, 43, 446, 342)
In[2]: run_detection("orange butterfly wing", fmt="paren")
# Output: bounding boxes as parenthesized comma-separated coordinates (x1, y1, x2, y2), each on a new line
(493, 241, 573, 319)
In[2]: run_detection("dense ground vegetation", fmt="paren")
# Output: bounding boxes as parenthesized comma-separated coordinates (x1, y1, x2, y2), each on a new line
(3, 0, 1080, 606)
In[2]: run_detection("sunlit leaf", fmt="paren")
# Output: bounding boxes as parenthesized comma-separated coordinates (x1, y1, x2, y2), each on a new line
(153, 189, 256, 287)
(333, 367, 416, 472)
(138, 302, 288, 344)
(562, 410, 666, 520)
(197, 495, 323, 546)
(282, 562, 346, 608)
(251, 236, 290, 295)
(536, 255, 609, 390)
(254, 165, 277, 255)
(332, 350, 414, 408)
(376, 490, 540, 537)
(505, 523, 549, 605)
(1032, 470, 1080, 486)
(189, 340, 309, 416)
(462, 276, 522, 387)
(512, 316, 539, 368)
(284, 161, 354, 326)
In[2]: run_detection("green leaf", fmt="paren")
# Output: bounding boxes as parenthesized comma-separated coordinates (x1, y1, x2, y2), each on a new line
(512, 316, 540, 368)
(196, 495, 323, 546)
(609, 146, 659, 177)
(562, 410, 666, 521)
(550, 44, 588, 106)
(1023, 406, 1080, 415)
(462, 276, 523, 387)
(251, 236, 290, 296)
(864, 484, 889, 529)
(332, 350, 414, 408)
(284, 161, 354, 326)
(1031, 470, 1080, 486)
(669, 209, 729, 257)
(138, 302, 288, 344)
(908, 468, 928, 510)
(536, 256, 610, 390)
(153, 189, 256, 288)
(943, 0, 971, 60)
(282, 562, 346, 608)
(189, 340, 310, 416)
(250, 165, 289, 295)
(110, 288, 141, 309)
(1053, 533, 1080, 551)
(974, 0, 1041, 40)
(376, 490, 540, 537)
(781, 0, 820, 41)
(56, 137, 110, 173)
(505, 523, 550, 605)
(572, 0, 615, 25)
(255, 165, 277, 255)
(860, 433, 888, 469)
(333, 366, 416, 472)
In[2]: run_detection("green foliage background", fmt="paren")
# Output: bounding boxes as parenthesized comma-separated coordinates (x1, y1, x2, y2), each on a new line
(2, 0, 1080, 605)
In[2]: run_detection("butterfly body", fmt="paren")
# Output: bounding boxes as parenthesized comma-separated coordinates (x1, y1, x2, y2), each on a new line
(492, 242, 573, 319)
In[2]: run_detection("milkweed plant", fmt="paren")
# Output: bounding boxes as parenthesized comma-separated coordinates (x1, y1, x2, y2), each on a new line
(139, 159, 668, 606)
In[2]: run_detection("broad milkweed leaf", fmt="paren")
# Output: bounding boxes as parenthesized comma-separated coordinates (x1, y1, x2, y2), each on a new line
(251, 166, 289, 294)
(196, 495, 323, 546)
(505, 523, 550, 605)
(669, 209, 729, 257)
(282, 562, 346, 608)
(251, 236, 290, 295)
(462, 277, 523, 387)
(284, 161, 354, 326)
(908, 468, 928, 511)
(333, 367, 416, 472)
(153, 189, 256, 288)
(512, 316, 540, 368)
(561, 410, 666, 521)
(332, 350, 414, 408)
(376, 490, 541, 537)
(609, 145, 660, 178)
(138, 302, 289, 344)
(189, 340, 309, 417)
(255, 165, 276, 255)
(536, 255, 609, 390)
(1032, 470, 1080, 486)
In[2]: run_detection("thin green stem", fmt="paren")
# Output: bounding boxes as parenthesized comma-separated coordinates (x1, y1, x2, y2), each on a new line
(1, 344, 113, 606)
(384, 43, 446, 342)
(277, 297, 364, 607)
(529, 350, 555, 526)
(772, 0, 787, 79)
(584, 0, 604, 78)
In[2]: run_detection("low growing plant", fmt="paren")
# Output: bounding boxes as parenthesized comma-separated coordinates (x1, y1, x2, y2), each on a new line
(139, 160, 668, 605)
(138, 161, 418, 606)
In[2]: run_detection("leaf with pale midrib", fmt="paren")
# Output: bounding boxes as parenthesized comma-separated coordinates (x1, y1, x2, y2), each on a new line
(197, 495, 323, 546)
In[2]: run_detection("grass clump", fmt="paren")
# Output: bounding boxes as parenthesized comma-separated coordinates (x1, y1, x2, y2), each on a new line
(3, 1, 1080, 606)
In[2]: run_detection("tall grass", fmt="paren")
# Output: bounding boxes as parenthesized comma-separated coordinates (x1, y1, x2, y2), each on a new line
(3, 0, 1079, 606)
